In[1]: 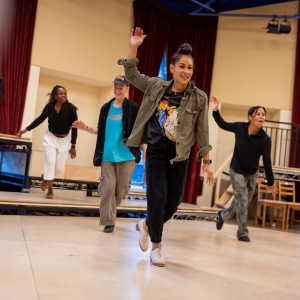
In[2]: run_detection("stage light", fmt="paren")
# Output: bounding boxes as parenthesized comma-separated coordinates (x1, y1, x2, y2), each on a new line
(266, 15, 280, 34)
(280, 17, 291, 34)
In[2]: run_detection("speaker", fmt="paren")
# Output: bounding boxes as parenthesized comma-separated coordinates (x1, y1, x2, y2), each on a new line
(0, 77, 3, 104)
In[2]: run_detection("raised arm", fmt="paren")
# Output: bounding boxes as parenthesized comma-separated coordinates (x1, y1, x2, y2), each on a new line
(210, 96, 238, 132)
(72, 120, 98, 135)
(127, 27, 147, 60)
(118, 27, 150, 94)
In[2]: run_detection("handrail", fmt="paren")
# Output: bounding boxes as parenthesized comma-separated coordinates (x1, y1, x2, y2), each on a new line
(213, 152, 233, 206)
(214, 152, 233, 178)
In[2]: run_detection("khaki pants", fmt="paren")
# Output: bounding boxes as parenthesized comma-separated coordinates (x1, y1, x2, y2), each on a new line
(98, 160, 136, 226)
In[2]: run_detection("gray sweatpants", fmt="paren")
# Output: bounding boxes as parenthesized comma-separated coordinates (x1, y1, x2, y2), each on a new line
(98, 160, 136, 226)
(221, 168, 258, 239)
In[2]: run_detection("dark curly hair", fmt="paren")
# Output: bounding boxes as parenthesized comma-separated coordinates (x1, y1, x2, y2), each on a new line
(170, 43, 194, 68)
(44, 85, 78, 117)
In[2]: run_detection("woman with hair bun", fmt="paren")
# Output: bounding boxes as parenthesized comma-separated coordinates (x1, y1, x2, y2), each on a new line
(16, 85, 78, 199)
(118, 27, 214, 267)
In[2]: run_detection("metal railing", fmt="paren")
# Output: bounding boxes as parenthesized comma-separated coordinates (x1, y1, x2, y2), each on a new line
(263, 120, 300, 168)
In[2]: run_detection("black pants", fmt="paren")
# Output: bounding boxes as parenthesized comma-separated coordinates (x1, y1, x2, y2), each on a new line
(145, 137, 189, 243)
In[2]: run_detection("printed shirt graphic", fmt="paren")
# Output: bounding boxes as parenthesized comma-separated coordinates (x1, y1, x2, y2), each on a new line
(102, 104, 135, 162)
(155, 89, 183, 141)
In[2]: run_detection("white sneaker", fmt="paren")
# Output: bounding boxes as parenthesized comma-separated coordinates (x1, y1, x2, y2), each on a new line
(150, 247, 165, 267)
(136, 220, 149, 252)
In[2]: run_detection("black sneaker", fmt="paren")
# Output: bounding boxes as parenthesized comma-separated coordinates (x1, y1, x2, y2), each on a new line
(216, 210, 224, 230)
(103, 225, 115, 233)
(238, 236, 250, 242)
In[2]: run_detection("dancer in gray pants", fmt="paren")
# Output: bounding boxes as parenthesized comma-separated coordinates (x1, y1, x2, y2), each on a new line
(73, 75, 145, 233)
(210, 96, 278, 242)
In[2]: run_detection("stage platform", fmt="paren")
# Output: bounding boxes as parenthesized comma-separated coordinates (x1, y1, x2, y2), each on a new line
(0, 189, 219, 219)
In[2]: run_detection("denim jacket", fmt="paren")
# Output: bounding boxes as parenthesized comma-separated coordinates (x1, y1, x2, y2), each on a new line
(118, 58, 212, 162)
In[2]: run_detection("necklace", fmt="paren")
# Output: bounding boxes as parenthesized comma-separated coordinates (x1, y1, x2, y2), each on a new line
(172, 90, 184, 95)
(113, 101, 122, 108)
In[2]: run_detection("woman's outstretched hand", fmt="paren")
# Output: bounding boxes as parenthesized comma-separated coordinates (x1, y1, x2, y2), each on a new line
(266, 184, 278, 198)
(202, 164, 215, 186)
(209, 96, 219, 111)
(69, 147, 76, 159)
(130, 27, 147, 48)
(127, 27, 147, 60)
(16, 128, 28, 138)
(72, 120, 86, 131)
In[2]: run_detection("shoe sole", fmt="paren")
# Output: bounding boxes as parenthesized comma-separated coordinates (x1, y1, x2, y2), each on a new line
(216, 211, 224, 230)
(46, 192, 53, 199)
(150, 257, 165, 267)
(238, 238, 250, 242)
(136, 222, 148, 252)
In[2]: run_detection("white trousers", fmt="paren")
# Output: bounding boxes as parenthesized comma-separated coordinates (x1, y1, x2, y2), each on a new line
(42, 130, 71, 180)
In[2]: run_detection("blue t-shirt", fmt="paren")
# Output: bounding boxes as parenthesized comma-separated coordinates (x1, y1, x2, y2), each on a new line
(102, 104, 135, 162)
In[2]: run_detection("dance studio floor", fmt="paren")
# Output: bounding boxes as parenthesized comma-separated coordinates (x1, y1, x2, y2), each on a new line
(0, 213, 299, 300)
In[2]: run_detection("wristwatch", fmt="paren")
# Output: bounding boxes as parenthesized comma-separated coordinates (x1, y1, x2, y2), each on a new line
(203, 159, 212, 164)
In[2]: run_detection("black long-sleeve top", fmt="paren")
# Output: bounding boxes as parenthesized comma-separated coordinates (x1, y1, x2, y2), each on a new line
(26, 102, 78, 144)
(213, 110, 274, 186)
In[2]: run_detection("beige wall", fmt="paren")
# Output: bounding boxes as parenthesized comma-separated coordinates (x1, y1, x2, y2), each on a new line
(31, 0, 133, 86)
(211, 1, 298, 111)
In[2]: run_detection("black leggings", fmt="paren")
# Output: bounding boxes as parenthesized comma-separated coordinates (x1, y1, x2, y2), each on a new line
(145, 137, 189, 243)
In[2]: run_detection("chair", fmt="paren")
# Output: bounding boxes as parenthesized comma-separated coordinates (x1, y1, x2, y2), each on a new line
(255, 178, 287, 230)
(278, 180, 299, 230)
(278, 180, 296, 202)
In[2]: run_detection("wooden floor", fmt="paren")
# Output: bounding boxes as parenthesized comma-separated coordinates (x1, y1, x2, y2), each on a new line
(0, 213, 299, 300)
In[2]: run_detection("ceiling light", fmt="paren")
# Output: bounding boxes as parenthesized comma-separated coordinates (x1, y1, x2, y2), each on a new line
(266, 15, 280, 34)
(280, 17, 291, 34)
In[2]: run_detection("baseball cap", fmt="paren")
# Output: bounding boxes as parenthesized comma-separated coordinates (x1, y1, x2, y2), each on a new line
(112, 75, 129, 86)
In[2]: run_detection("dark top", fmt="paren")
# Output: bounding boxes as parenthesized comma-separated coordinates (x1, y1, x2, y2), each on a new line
(26, 102, 78, 144)
(93, 98, 141, 166)
(147, 88, 184, 144)
(213, 110, 274, 186)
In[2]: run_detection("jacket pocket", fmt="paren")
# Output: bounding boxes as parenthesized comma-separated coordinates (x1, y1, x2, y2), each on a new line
(145, 88, 157, 102)
(184, 107, 198, 128)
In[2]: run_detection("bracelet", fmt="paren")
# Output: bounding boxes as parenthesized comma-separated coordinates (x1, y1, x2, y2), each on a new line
(86, 126, 88, 131)
(71, 145, 76, 148)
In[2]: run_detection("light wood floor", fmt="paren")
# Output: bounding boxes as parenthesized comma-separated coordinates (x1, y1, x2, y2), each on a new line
(0, 212, 300, 299)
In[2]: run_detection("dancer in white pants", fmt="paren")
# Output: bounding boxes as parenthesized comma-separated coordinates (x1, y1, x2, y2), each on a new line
(17, 85, 78, 198)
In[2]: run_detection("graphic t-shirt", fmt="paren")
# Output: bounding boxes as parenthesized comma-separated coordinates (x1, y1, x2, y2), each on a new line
(102, 104, 135, 162)
(155, 89, 184, 141)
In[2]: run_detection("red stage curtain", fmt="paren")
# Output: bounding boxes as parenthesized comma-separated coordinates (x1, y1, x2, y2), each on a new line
(129, 0, 172, 105)
(168, 15, 218, 204)
(0, 0, 38, 135)
(290, 1, 300, 169)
